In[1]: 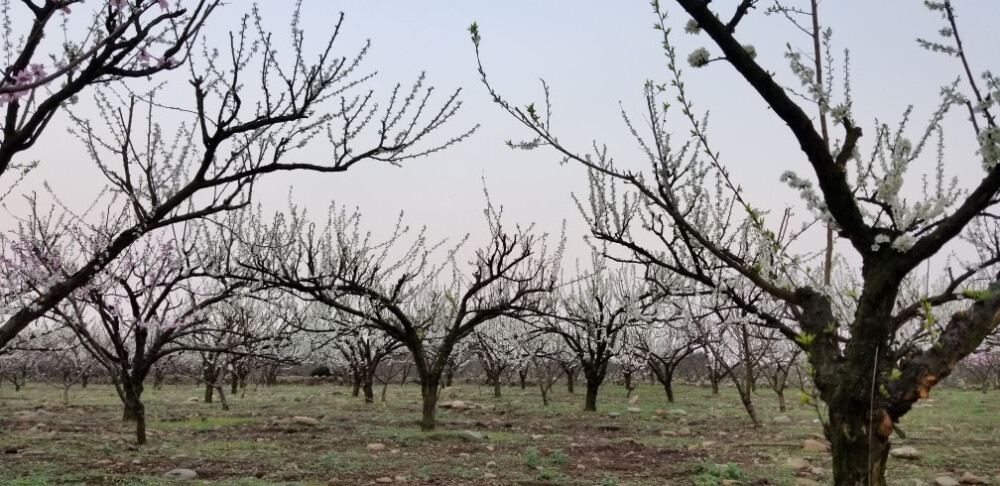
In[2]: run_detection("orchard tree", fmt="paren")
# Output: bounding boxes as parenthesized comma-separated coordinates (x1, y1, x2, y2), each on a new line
(537, 254, 647, 412)
(243, 200, 560, 430)
(635, 315, 700, 403)
(471, 316, 529, 398)
(48, 221, 247, 445)
(0, 2, 473, 351)
(471, 0, 1000, 482)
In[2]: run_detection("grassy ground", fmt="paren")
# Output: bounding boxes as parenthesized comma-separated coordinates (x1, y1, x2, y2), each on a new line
(0, 380, 997, 485)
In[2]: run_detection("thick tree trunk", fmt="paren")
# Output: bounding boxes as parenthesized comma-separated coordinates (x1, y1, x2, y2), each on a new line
(663, 380, 675, 403)
(81, 374, 89, 388)
(566, 369, 575, 394)
(351, 373, 361, 397)
(492, 377, 502, 398)
(519, 369, 528, 389)
(121, 384, 146, 446)
(710, 373, 720, 395)
(204, 382, 214, 403)
(777, 387, 787, 412)
(829, 406, 890, 486)
(623, 372, 632, 394)
(420, 376, 440, 431)
(362, 379, 375, 403)
(230, 370, 239, 395)
(445, 369, 454, 388)
(584, 380, 600, 412)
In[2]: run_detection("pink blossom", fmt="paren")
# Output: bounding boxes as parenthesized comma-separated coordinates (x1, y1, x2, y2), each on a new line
(158, 0, 168, 9)
(138, 50, 151, 63)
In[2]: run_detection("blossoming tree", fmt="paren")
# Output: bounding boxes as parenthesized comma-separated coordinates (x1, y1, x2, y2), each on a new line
(471, 0, 1000, 483)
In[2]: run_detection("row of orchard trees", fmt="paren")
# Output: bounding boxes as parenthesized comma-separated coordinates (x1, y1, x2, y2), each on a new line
(1, 1, 1000, 485)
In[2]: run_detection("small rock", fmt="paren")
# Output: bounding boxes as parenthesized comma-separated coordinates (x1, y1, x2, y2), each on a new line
(928, 426, 946, 433)
(803, 439, 830, 452)
(186, 397, 199, 403)
(530, 434, 544, 440)
(700, 441, 717, 448)
(628, 394, 640, 404)
(627, 407, 641, 413)
(794, 479, 820, 486)
(607, 412, 621, 418)
(890, 446, 921, 459)
(486, 461, 497, 468)
(484, 472, 498, 479)
(375, 477, 393, 483)
(935, 477, 960, 486)
(96, 459, 114, 466)
(660, 430, 677, 437)
(449, 400, 468, 410)
(960, 472, 987, 484)
(163, 468, 198, 480)
(460, 430, 485, 441)
(773, 415, 792, 424)
(576, 464, 586, 470)
(291, 416, 320, 426)
(654, 409, 668, 416)
(678, 427, 692, 436)
(668, 409, 687, 416)
(394, 476, 406, 482)
(367, 443, 386, 452)
(131, 459, 141, 465)
(786, 457, 811, 470)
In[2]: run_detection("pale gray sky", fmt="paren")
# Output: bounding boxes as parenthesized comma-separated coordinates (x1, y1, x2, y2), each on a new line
(8, 0, 1000, 266)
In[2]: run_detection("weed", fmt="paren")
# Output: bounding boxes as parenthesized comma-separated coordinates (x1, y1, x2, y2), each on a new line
(522, 446, 541, 469)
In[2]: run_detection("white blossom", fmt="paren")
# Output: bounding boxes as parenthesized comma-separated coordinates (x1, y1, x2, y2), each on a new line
(688, 48, 710, 68)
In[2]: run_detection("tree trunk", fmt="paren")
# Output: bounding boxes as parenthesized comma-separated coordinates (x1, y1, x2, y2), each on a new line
(230, 369, 239, 396)
(493, 377, 502, 399)
(777, 387, 787, 412)
(828, 406, 891, 485)
(663, 380, 675, 403)
(121, 384, 146, 446)
(566, 369, 575, 394)
(445, 369, 454, 387)
(710, 373, 720, 395)
(216, 384, 230, 411)
(203, 364, 216, 403)
(81, 374, 89, 388)
(624, 372, 632, 394)
(420, 376, 440, 431)
(584, 380, 600, 412)
(362, 379, 375, 404)
(351, 373, 361, 397)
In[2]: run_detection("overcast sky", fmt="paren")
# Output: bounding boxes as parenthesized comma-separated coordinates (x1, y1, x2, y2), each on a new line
(8, 0, 1000, 268)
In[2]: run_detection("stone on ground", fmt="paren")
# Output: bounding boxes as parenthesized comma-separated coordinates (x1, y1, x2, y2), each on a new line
(934, 476, 960, 486)
(627, 407, 641, 413)
(164, 468, 198, 480)
(786, 457, 810, 470)
(960, 472, 987, 484)
(890, 446, 922, 459)
(802, 439, 829, 452)
(772, 415, 792, 424)
(292, 416, 320, 426)
(628, 394, 640, 404)
(459, 430, 485, 441)
(366, 443, 386, 452)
